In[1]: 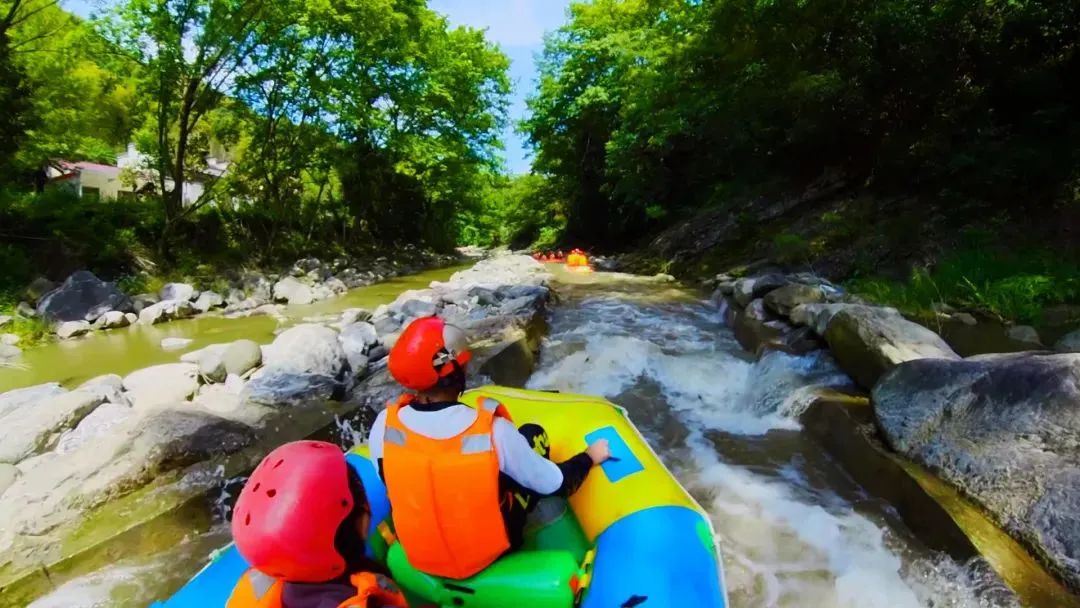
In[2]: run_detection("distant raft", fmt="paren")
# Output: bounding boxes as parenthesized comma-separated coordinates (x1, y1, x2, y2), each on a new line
(154, 386, 728, 608)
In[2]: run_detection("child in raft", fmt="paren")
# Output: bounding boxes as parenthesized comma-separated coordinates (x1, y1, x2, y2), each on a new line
(226, 440, 409, 608)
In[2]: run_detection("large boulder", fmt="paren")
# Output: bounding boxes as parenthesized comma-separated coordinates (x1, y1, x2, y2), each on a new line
(0, 389, 106, 463)
(733, 299, 791, 355)
(222, 339, 262, 377)
(122, 363, 200, 409)
(36, 271, 132, 322)
(159, 282, 197, 302)
(244, 325, 345, 406)
(138, 299, 195, 325)
(131, 293, 159, 313)
(92, 310, 131, 330)
(764, 283, 825, 317)
(25, 277, 58, 303)
(273, 277, 314, 305)
(55, 320, 91, 340)
(192, 290, 225, 313)
(733, 274, 788, 308)
(340, 322, 379, 373)
(873, 353, 1080, 588)
(1057, 330, 1080, 353)
(0, 463, 17, 496)
(0, 383, 66, 419)
(54, 402, 133, 454)
(0, 343, 20, 361)
(822, 305, 959, 389)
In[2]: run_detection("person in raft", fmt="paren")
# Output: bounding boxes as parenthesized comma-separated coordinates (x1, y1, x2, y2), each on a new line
(368, 316, 612, 580)
(227, 441, 409, 608)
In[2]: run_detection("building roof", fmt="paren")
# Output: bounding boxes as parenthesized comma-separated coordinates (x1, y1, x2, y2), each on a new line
(54, 160, 123, 178)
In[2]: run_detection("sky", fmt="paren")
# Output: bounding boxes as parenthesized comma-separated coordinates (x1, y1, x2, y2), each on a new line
(67, 0, 573, 175)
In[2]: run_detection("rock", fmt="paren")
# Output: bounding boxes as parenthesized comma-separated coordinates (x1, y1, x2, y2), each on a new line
(469, 286, 500, 306)
(77, 374, 128, 406)
(939, 316, 1049, 357)
(1056, 330, 1080, 353)
(161, 337, 193, 351)
(273, 277, 314, 305)
(764, 284, 825, 317)
(953, 312, 977, 326)
(499, 295, 542, 317)
(373, 314, 401, 336)
(131, 293, 159, 312)
(37, 271, 132, 322)
(340, 322, 379, 372)
(193, 343, 230, 382)
(341, 308, 373, 325)
(56, 320, 91, 340)
(92, 310, 130, 330)
(242, 274, 273, 302)
(498, 284, 550, 302)
(0, 463, 16, 496)
(193, 290, 225, 313)
(226, 288, 246, 305)
(54, 402, 133, 454)
(0, 315, 11, 328)
(0, 343, 21, 360)
(245, 324, 346, 406)
(769, 326, 826, 356)
(1, 333, 19, 346)
(222, 339, 262, 377)
(124, 312, 138, 326)
(324, 278, 348, 295)
(823, 305, 959, 389)
(1005, 325, 1043, 349)
(25, 277, 58, 303)
(122, 363, 199, 409)
(159, 282, 197, 302)
(733, 299, 792, 355)
(0, 389, 106, 463)
(0, 383, 66, 419)
(138, 299, 195, 325)
(251, 304, 285, 320)
(138, 302, 167, 325)
(733, 274, 788, 307)
(15, 301, 36, 318)
(399, 297, 438, 318)
(873, 353, 1080, 589)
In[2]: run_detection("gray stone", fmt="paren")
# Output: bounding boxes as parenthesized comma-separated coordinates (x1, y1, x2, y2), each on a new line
(823, 305, 959, 389)
(226, 288, 246, 306)
(124, 312, 138, 326)
(733, 274, 788, 308)
(498, 284, 550, 302)
(92, 310, 131, 330)
(54, 402, 133, 454)
(37, 271, 132, 322)
(15, 301, 36, 318)
(953, 312, 977, 326)
(764, 284, 825, 317)
(138, 302, 167, 325)
(131, 293, 159, 313)
(373, 314, 401, 336)
(123, 363, 199, 409)
(1056, 330, 1080, 353)
(0, 463, 16, 496)
(242, 274, 273, 302)
(1, 333, 19, 346)
(340, 308, 373, 325)
(159, 282, 197, 302)
(193, 290, 224, 313)
(468, 286, 500, 306)
(77, 374, 128, 406)
(873, 353, 1080, 588)
(0, 389, 106, 463)
(243, 370, 340, 407)
(138, 299, 195, 325)
(324, 278, 348, 295)
(244, 324, 346, 406)
(161, 337, 193, 351)
(1005, 325, 1043, 349)
(222, 339, 262, 377)
(56, 320, 91, 340)
(733, 299, 792, 355)
(25, 277, 58, 303)
(0, 383, 66, 419)
(0, 343, 21, 360)
(0, 315, 11, 328)
(340, 322, 379, 373)
(273, 277, 314, 305)
(499, 295, 541, 317)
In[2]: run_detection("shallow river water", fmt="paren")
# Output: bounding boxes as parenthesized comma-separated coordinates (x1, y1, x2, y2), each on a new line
(28, 266, 1027, 607)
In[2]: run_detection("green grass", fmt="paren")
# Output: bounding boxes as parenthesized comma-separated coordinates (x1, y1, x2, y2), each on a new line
(0, 293, 52, 349)
(848, 248, 1080, 324)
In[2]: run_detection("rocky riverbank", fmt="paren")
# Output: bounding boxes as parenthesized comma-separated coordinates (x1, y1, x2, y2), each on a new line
(712, 271, 1080, 593)
(0, 247, 460, 363)
(0, 254, 552, 606)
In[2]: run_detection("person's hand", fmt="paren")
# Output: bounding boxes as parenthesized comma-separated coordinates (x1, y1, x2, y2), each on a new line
(586, 439, 611, 465)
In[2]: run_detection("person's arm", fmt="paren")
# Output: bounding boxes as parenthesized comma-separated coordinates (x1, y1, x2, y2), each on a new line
(493, 419, 610, 497)
(368, 410, 388, 481)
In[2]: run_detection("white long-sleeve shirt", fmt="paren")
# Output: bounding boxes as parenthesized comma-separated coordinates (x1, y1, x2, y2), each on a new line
(368, 403, 566, 495)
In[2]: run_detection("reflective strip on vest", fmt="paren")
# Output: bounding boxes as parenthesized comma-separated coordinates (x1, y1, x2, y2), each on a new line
(479, 397, 501, 412)
(248, 570, 276, 600)
(460, 433, 492, 454)
(385, 426, 407, 446)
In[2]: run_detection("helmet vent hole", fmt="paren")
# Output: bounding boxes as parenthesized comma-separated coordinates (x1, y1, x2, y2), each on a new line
(252, 482, 260, 492)
(244, 513, 251, 526)
(266, 489, 277, 498)
(341, 499, 349, 509)
(273, 459, 284, 469)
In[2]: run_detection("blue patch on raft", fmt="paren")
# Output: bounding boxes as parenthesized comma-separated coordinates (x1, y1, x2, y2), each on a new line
(153, 544, 248, 608)
(346, 451, 391, 550)
(584, 425, 645, 483)
(583, 506, 726, 608)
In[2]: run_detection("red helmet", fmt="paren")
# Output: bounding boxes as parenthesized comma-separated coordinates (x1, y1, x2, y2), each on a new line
(388, 316, 472, 391)
(232, 441, 355, 582)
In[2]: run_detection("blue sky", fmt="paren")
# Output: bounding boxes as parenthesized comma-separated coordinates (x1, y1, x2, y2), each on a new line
(67, 0, 572, 174)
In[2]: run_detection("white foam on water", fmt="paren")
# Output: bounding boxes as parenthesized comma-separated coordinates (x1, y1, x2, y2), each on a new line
(28, 563, 160, 608)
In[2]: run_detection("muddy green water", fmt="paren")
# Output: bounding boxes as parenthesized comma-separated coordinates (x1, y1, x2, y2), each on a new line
(0, 265, 468, 393)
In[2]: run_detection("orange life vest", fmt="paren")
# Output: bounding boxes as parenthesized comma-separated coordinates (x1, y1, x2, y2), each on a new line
(227, 568, 408, 608)
(381, 395, 511, 580)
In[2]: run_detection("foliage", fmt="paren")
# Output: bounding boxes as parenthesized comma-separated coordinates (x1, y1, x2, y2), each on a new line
(849, 249, 1080, 323)
(524, 0, 1080, 247)
(459, 174, 566, 250)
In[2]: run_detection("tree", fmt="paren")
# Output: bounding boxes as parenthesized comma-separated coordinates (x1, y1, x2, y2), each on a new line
(0, 0, 49, 180)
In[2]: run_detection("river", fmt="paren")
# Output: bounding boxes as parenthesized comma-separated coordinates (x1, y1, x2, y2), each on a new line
(28, 265, 1025, 607)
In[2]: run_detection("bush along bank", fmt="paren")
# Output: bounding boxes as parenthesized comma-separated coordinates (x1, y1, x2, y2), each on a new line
(0, 254, 552, 605)
(712, 272, 1080, 596)
(0, 246, 461, 361)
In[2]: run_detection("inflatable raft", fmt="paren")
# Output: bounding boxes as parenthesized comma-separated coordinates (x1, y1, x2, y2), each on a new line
(155, 386, 728, 607)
